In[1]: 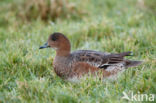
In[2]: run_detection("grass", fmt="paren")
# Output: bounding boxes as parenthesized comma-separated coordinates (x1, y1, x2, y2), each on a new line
(12, 0, 84, 21)
(0, 0, 156, 103)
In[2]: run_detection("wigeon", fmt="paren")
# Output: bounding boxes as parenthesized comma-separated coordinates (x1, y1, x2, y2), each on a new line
(39, 32, 143, 82)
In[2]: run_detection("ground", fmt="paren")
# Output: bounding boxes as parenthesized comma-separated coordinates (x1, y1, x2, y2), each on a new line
(0, 0, 156, 103)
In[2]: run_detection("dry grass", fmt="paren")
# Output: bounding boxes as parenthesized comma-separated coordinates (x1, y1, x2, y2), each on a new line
(15, 0, 85, 21)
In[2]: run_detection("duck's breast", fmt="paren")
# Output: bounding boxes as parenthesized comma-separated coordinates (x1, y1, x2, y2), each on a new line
(53, 56, 72, 78)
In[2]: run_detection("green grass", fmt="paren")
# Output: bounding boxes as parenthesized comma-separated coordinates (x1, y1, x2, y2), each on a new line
(0, 0, 156, 103)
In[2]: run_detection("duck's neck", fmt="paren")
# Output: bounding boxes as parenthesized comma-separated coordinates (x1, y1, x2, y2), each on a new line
(56, 41, 71, 57)
(56, 49, 70, 57)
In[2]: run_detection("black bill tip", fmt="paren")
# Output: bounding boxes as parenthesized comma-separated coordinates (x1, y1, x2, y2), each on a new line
(39, 42, 50, 49)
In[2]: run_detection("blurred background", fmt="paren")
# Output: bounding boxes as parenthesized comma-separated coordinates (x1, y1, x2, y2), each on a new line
(0, 0, 156, 103)
(1, 0, 156, 25)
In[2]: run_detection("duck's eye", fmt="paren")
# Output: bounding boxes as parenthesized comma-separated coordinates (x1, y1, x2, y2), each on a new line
(51, 34, 58, 41)
(52, 37, 57, 41)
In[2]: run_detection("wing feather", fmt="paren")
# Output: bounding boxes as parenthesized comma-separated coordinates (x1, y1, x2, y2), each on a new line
(71, 50, 131, 69)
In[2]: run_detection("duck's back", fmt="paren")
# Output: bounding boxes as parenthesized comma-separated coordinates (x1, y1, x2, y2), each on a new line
(70, 50, 136, 69)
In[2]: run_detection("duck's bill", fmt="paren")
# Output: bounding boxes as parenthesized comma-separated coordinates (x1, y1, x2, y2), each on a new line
(39, 42, 50, 49)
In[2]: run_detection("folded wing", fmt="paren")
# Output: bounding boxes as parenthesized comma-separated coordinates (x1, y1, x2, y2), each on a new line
(71, 50, 132, 69)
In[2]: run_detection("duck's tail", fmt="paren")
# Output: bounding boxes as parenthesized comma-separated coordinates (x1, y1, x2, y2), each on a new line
(125, 60, 143, 67)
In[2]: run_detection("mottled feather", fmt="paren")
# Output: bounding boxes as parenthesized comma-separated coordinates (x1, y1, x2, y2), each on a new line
(70, 50, 132, 69)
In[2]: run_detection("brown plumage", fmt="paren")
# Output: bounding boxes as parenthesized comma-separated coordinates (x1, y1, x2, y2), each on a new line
(39, 32, 143, 82)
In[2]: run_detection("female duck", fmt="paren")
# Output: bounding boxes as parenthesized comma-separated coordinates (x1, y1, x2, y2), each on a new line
(39, 32, 142, 82)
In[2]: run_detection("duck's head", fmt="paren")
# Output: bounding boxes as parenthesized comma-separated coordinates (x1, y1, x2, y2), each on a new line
(39, 32, 71, 56)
